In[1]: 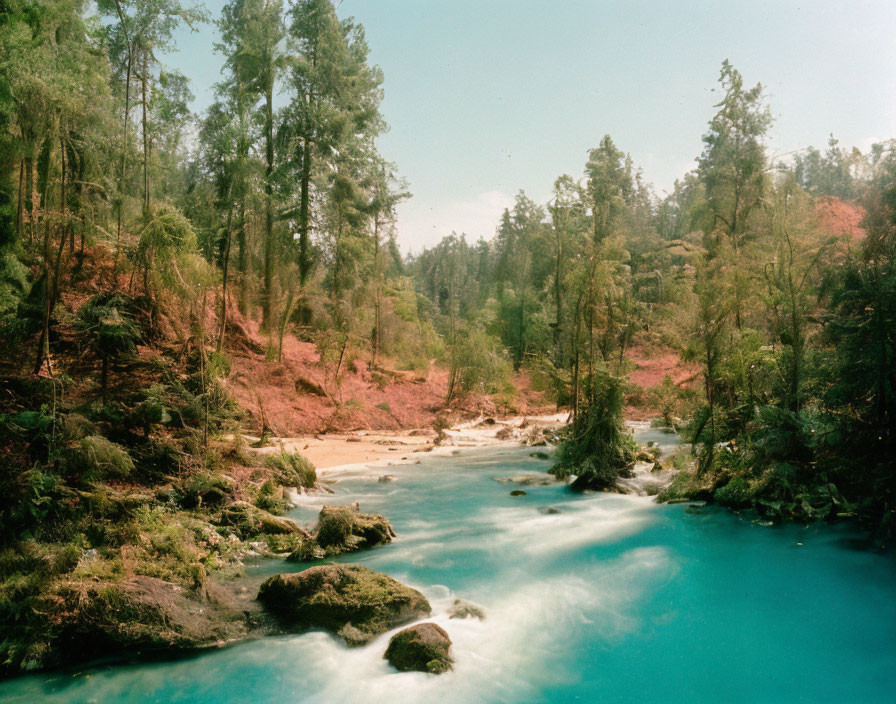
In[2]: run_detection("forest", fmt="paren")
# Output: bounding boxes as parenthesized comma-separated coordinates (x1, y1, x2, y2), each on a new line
(0, 0, 894, 688)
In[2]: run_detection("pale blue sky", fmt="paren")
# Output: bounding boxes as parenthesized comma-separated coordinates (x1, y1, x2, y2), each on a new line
(165, 0, 896, 251)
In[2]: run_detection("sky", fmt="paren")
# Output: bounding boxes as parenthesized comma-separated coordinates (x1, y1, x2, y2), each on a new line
(164, 0, 896, 253)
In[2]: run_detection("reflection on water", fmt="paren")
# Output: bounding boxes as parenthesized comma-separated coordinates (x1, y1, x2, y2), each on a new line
(2, 439, 895, 704)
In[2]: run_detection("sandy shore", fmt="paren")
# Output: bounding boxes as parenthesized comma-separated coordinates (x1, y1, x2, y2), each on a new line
(243, 413, 569, 473)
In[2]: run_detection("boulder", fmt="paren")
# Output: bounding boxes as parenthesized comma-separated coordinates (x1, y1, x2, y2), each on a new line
(179, 472, 233, 508)
(384, 622, 453, 674)
(315, 503, 396, 554)
(220, 501, 306, 539)
(448, 599, 486, 620)
(49, 576, 253, 665)
(257, 564, 431, 646)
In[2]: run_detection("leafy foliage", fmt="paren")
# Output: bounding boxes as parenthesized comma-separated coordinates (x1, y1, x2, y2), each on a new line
(552, 369, 637, 490)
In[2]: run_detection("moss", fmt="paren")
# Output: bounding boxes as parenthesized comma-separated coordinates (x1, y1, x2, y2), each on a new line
(178, 473, 233, 509)
(656, 467, 713, 503)
(76, 435, 135, 482)
(254, 480, 288, 514)
(219, 502, 303, 540)
(384, 623, 453, 674)
(285, 535, 326, 562)
(63, 413, 96, 441)
(315, 506, 354, 548)
(257, 564, 431, 645)
(314, 504, 395, 554)
(265, 452, 317, 488)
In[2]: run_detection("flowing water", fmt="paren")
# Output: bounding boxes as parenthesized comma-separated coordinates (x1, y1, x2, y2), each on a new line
(3, 429, 895, 703)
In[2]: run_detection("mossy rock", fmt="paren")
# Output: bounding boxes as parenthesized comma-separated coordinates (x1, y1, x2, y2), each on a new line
(384, 622, 453, 674)
(220, 501, 305, 539)
(41, 576, 252, 670)
(657, 468, 714, 503)
(448, 598, 486, 620)
(510, 490, 526, 497)
(76, 435, 135, 481)
(265, 452, 317, 488)
(315, 503, 396, 554)
(178, 473, 233, 509)
(257, 564, 431, 646)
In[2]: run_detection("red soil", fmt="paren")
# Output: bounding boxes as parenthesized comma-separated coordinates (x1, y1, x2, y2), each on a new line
(625, 345, 699, 390)
(224, 309, 552, 436)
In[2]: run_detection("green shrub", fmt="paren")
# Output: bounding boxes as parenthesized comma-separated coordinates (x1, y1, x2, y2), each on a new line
(265, 452, 316, 488)
(77, 294, 142, 398)
(206, 351, 231, 380)
(715, 476, 753, 507)
(254, 480, 287, 514)
(448, 326, 513, 398)
(551, 368, 637, 490)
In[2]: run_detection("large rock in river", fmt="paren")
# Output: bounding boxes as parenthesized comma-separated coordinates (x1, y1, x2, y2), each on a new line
(41, 575, 257, 670)
(315, 502, 396, 554)
(257, 564, 430, 646)
(384, 622, 453, 674)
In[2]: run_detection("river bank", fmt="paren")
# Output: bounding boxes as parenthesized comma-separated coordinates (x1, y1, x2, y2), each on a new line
(242, 413, 570, 472)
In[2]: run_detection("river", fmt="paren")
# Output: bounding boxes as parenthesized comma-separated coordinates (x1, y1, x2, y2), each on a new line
(2, 428, 895, 703)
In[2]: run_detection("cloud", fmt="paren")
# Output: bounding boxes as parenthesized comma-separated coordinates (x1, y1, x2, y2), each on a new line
(394, 190, 516, 254)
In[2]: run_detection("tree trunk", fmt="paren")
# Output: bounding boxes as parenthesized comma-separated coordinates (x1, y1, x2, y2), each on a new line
(15, 157, 24, 240)
(371, 215, 380, 368)
(554, 231, 563, 363)
(25, 155, 35, 243)
(261, 82, 274, 331)
(217, 202, 234, 352)
(113, 0, 132, 261)
(299, 135, 312, 287)
(33, 166, 69, 376)
(141, 57, 150, 218)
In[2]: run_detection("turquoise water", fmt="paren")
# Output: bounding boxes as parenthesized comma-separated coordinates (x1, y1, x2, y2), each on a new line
(2, 439, 895, 704)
